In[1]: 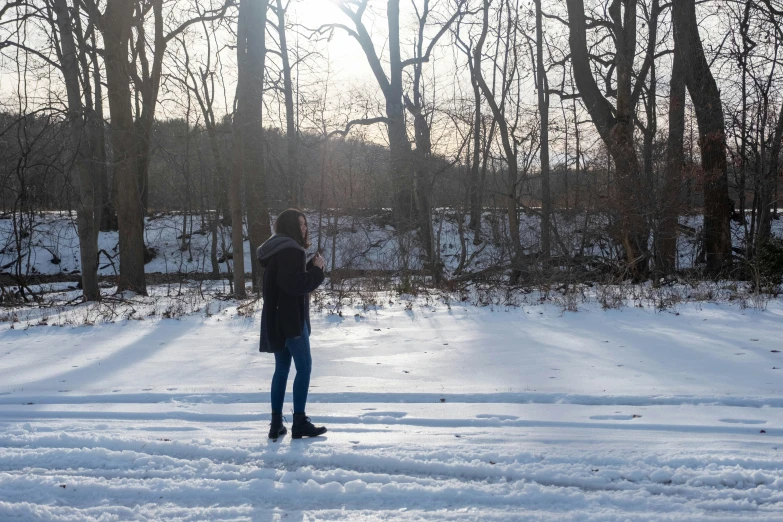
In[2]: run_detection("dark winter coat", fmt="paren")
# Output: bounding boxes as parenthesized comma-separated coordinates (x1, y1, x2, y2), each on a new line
(257, 234, 325, 352)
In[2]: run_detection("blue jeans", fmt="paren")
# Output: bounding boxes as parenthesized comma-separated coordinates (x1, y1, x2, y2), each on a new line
(270, 323, 311, 414)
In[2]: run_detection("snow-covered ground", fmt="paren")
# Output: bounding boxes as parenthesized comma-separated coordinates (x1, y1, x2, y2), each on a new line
(1, 295, 783, 520)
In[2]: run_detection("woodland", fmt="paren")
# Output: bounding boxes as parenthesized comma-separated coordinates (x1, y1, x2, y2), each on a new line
(1, 0, 782, 301)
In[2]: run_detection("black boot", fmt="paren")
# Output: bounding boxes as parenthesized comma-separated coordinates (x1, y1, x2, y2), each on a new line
(268, 413, 287, 439)
(292, 413, 327, 439)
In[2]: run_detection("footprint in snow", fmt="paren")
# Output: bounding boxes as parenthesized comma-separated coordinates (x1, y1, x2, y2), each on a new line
(719, 418, 767, 425)
(360, 411, 407, 418)
(476, 414, 520, 421)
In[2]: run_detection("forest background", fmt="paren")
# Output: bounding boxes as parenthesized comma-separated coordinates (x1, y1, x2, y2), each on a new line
(1, 0, 783, 303)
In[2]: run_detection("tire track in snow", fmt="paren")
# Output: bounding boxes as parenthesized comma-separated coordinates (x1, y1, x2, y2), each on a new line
(2, 422, 783, 520)
(2, 394, 783, 521)
(2, 450, 782, 515)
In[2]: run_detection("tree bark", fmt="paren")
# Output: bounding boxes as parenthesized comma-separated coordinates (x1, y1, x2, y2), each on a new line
(236, 0, 271, 293)
(672, 0, 732, 274)
(406, 0, 438, 282)
(276, 0, 299, 208)
(386, 0, 415, 227)
(51, 0, 100, 300)
(131, 0, 165, 216)
(230, 1, 249, 298)
(759, 101, 783, 243)
(534, 0, 550, 259)
(468, 49, 482, 237)
(88, 29, 115, 233)
(101, 0, 147, 294)
(659, 40, 685, 275)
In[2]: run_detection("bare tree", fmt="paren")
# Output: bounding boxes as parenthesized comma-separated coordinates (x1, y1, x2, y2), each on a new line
(234, 0, 272, 295)
(566, 0, 657, 278)
(403, 0, 465, 282)
(472, 0, 524, 275)
(672, 0, 732, 274)
(751, 0, 783, 248)
(48, 0, 102, 300)
(171, 18, 229, 277)
(271, 0, 299, 208)
(658, 31, 685, 275)
(533, 0, 550, 259)
(91, 0, 147, 293)
(322, 0, 462, 280)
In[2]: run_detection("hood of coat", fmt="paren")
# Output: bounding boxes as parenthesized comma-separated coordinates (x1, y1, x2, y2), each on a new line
(257, 234, 304, 267)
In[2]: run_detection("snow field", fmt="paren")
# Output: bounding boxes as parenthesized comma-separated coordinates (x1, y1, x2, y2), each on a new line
(1, 296, 783, 520)
(1, 407, 782, 521)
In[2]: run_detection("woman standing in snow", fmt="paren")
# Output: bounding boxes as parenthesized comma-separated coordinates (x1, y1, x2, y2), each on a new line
(258, 209, 327, 439)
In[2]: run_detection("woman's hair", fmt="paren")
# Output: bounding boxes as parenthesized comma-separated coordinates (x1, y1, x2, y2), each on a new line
(274, 208, 311, 248)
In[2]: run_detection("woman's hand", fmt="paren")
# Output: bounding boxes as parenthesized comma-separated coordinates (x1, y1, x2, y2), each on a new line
(313, 252, 325, 270)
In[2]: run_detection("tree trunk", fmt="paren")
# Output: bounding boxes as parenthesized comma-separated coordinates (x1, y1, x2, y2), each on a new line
(386, 0, 415, 228)
(89, 31, 115, 233)
(131, 0, 165, 216)
(102, 0, 147, 294)
(230, 2, 249, 299)
(672, 0, 732, 274)
(658, 41, 685, 275)
(572, 98, 581, 210)
(758, 101, 783, 243)
(237, 0, 271, 293)
(276, 0, 299, 208)
(76, 13, 114, 234)
(52, 0, 100, 301)
(468, 52, 482, 236)
(410, 110, 437, 281)
(535, 0, 550, 259)
(406, 1, 439, 282)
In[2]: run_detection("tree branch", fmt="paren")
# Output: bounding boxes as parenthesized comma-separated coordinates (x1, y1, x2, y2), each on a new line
(0, 41, 60, 69)
(331, 0, 390, 97)
(565, 0, 616, 142)
(0, 1, 29, 20)
(164, 0, 236, 44)
(630, 0, 659, 108)
(327, 116, 388, 138)
(546, 89, 580, 100)
(400, 1, 467, 69)
(313, 23, 360, 41)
